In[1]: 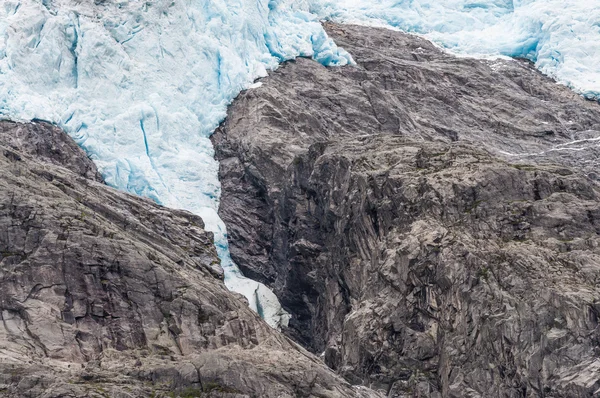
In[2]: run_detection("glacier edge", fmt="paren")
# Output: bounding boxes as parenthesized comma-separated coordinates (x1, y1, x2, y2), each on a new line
(2, 0, 600, 329)
(0, 0, 352, 329)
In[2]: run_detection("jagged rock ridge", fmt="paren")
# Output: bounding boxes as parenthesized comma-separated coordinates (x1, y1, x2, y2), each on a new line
(212, 23, 600, 397)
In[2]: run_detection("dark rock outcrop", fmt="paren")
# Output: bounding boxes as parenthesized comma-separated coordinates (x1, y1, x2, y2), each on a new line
(0, 121, 104, 182)
(212, 24, 600, 397)
(0, 120, 380, 398)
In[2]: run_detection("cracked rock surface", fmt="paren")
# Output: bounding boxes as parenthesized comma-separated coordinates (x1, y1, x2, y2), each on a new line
(0, 120, 380, 398)
(212, 24, 600, 397)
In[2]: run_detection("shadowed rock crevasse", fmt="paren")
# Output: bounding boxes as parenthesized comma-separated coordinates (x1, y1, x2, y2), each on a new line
(0, 120, 380, 398)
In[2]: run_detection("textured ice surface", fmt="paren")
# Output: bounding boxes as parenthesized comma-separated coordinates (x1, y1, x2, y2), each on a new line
(311, 0, 600, 99)
(2, 0, 599, 328)
(0, 0, 352, 329)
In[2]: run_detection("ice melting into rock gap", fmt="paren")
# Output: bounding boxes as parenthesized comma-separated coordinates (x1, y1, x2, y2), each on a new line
(1, 0, 600, 328)
(0, 0, 353, 329)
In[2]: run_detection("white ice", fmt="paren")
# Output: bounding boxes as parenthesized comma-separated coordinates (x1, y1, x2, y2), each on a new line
(0, 0, 352, 329)
(310, 0, 600, 99)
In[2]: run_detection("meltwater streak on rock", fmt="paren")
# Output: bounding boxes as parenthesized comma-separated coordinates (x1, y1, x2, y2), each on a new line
(0, 0, 352, 328)
(310, 0, 600, 99)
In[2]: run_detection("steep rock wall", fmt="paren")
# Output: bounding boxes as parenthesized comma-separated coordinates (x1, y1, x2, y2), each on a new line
(213, 24, 600, 397)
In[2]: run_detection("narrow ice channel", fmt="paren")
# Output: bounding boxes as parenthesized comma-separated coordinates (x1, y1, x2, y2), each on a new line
(0, 0, 352, 328)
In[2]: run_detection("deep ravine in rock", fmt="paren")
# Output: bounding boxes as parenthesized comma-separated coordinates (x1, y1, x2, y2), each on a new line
(0, 120, 381, 398)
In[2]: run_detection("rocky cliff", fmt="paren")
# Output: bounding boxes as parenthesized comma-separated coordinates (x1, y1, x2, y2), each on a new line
(0, 120, 380, 398)
(212, 24, 600, 397)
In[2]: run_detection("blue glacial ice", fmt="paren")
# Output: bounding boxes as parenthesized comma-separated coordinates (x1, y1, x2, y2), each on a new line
(1, 0, 600, 329)
(310, 0, 600, 99)
(0, 0, 352, 329)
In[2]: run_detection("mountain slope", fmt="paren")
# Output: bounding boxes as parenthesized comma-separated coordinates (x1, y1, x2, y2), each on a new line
(212, 23, 600, 397)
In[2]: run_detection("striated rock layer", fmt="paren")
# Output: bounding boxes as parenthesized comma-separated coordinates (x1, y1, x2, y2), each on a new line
(212, 23, 600, 397)
(0, 120, 380, 398)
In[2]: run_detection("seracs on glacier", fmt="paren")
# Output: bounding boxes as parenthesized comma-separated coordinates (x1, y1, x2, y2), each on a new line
(1, 0, 600, 328)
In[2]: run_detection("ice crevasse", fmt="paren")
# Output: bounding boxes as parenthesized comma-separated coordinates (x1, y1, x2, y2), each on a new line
(0, 0, 353, 329)
(2, 0, 600, 329)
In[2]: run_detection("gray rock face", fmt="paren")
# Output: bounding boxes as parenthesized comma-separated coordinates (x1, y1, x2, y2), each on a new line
(0, 120, 380, 398)
(212, 24, 600, 397)
(0, 121, 104, 182)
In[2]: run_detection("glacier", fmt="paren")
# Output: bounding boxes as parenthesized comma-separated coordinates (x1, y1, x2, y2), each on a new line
(310, 0, 600, 99)
(1, 0, 600, 329)
(0, 0, 352, 329)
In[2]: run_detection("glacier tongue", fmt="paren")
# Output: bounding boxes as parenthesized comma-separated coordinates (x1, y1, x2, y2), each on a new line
(0, 0, 352, 329)
(310, 0, 600, 99)
(2, 0, 599, 329)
